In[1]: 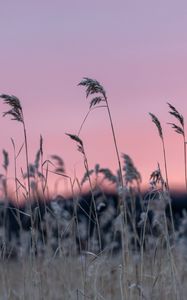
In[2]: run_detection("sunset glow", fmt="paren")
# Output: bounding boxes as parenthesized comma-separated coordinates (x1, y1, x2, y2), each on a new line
(1, 1, 187, 197)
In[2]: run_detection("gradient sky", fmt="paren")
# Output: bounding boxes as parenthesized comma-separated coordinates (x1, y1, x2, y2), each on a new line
(1, 1, 187, 196)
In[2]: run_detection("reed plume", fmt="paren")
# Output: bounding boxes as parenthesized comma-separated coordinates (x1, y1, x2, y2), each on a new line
(167, 102, 187, 191)
(51, 154, 65, 174)
(122, 153, 141, 186)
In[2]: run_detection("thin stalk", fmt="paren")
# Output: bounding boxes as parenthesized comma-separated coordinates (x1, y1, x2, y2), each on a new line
(105, 97, 129, 276)
(11, 140, 22, 232)
(66, 133, 102, 251)
(161, 137, 169, 189)
(140, 191, 154, 300)
(69, 178, 86, 299)
(23, 121, 31, 200)
(161, 138, 175, 236)
(22, 121, 35, 262)
(83, 155, 102, 252)
(4, 169, 8, 199)
(105, 98, 124, 190)
(183, 133, 187, 191)
(11, 140, 19, 203)
(78, 105, 107, 136)
(40, 152, 45, 195)
(163, 211, 179, 299)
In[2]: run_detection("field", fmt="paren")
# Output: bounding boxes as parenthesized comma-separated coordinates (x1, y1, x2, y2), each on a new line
(0, 78, 187, 300)
(1, 245, 187, 299)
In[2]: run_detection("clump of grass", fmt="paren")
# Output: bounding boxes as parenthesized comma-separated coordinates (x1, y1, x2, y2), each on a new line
(0, 94, 35, 260)
(66, 133, 102, 251)
(139, 164, 180, 300)
(1, 80, 187, 300)
(0, 94, 31, 200)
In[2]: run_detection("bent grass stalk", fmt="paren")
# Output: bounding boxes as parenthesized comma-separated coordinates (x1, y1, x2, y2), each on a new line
(78, 78, 124, 197)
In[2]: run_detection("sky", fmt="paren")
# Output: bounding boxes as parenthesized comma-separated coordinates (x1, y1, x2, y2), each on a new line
(1, 0, 187, 197)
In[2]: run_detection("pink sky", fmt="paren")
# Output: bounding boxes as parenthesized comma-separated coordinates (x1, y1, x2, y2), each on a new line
(1, 1, 187, 197)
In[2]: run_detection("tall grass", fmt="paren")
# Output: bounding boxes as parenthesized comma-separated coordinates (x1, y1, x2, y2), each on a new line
(0, 83, 186, 300)
(0, 95, 31, 200)
(149, 112, 175, 236)
(66, 133, 102, 252)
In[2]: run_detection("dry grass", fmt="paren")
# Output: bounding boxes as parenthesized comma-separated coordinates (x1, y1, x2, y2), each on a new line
(0, 248, 187, 300)
(0, 79, 187, 300)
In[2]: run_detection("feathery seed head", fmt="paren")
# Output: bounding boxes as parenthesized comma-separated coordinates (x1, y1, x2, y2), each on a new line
(78, 77, 106, 97)
(99, 168, 117, 184)
(149, 164, 166, 189)
(2, 149, 9, 172)
(81, 164, 101, 185)
(34, 150, 40, 170)
(40, 135, 43, 156)
(51, 155, 65, 174)
(167, 123, 184, 136)
(81, 169, 94, 185)
(0, 94, 23, 123)
(66, 133, 85, 154)
(94, 164, 100, 174)
(89, 96, 104, 109)
(167, 103, 185, 137)
(78, 77, 106, 108)
(122, 153, 141, 185)
(167, 102, 184, 127)
(149, 113, 163, 139)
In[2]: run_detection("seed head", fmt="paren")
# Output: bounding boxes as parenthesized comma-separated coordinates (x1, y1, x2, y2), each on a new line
(167, 102, 184, 127)
(0, 94, 23, 123)
(122, 153, 141, 185)
(149, 113, 163, 139)
(78, 77, 106, 108)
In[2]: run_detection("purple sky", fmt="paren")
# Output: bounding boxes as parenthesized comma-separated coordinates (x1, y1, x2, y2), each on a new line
(1, 1, 187, 196)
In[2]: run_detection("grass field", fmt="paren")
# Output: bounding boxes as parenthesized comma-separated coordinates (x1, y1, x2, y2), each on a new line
(0, 78, 187, 300)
